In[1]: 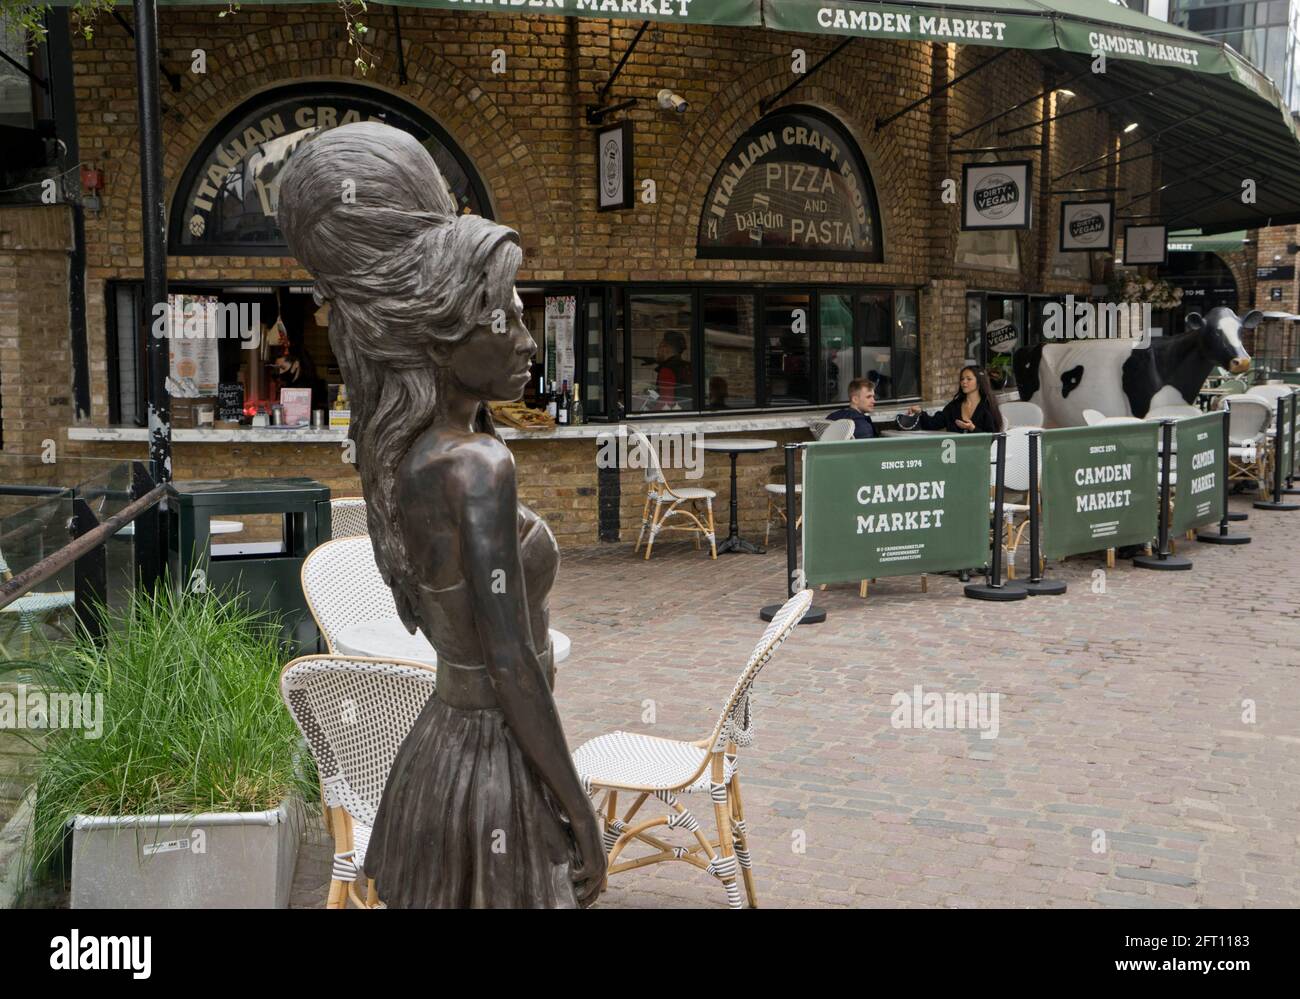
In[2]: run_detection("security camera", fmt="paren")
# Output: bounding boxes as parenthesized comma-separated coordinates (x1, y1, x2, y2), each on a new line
(657, 89, 689, 114)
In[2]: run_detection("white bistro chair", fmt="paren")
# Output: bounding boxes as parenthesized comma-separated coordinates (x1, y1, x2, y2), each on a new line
(631, 429, 717, 560)
(1000, 400, 1044, 429)
(330, 496, 369, 539)
(572, 589, 812, 909)
(1223, 396, 1273, 490)
(764, 418, 854, 545)
(301, 536, 398, 653)
(1081, 409, 1106, 426)
(991, 428, 1034, 577)
(280, 654, 437, 908)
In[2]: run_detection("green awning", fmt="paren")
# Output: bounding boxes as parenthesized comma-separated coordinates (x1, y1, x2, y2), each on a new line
(50, 0, 1300, 233)
(1167, 230, 1248, 255)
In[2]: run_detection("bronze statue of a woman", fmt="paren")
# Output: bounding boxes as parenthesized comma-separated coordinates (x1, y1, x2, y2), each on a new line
(278, 122, 604, 908)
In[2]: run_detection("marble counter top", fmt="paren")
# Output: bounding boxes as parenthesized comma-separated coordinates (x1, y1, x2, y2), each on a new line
(68, 401, 934, 445)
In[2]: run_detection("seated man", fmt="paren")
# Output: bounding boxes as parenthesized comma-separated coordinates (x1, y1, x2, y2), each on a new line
(825, 378, 878, 439)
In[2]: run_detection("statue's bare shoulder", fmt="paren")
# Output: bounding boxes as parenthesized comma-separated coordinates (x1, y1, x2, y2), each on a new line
(397, 427, 516, 523)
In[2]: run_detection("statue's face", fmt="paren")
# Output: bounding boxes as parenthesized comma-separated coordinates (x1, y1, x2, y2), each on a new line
(446, 290, 536, 402)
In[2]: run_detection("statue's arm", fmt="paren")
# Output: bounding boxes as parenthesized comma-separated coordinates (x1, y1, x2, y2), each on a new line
(453, 441, 604, 894)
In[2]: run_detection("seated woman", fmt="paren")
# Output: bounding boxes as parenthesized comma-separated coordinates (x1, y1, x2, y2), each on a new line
(906, 365, 1002, 434)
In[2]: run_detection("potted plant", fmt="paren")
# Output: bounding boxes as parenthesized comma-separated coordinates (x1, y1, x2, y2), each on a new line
(21, 585, 315, 908)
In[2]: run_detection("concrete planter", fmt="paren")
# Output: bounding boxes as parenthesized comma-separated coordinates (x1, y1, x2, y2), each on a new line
(71, 798, 303, 909)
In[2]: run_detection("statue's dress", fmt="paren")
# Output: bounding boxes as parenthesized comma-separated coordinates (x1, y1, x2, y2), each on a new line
(364, 503, 581, 908)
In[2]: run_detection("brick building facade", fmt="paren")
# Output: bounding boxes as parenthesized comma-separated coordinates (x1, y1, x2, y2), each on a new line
(2, 7, 1165, 547)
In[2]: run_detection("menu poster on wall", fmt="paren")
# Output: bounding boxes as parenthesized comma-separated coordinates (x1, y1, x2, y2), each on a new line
(1122, 224, 1169, 265)
(961, 161, 1032, 231)
(596, 121, 633, 211)
(1059, 200, 1114, 252)
(546, 295, 577, 388)
(166, 294, 220, 397)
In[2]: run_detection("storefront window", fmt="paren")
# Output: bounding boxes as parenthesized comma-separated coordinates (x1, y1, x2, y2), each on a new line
(703, 294, 757, 409)
(984, 296, 1026, 391)
(820, 293, 853, 403)
(965, 294, 985, 367)
(629, 293, 694, 413)
(0, 22, 34, 129)
(892, 291, 921, 400)
(764, 293, 812, 406)
(857, 292, 892, 399)
(583, 293, 604, 417)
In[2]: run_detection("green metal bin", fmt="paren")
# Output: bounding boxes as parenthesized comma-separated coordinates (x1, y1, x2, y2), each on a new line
(167, 477, 332, 654)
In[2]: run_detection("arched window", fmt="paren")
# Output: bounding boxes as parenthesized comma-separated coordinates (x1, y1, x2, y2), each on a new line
(170, 83, 490, 255)
(696, 106, 882, 262)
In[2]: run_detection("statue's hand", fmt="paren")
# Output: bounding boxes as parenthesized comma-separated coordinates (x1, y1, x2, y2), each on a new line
(571, 812, 607, 908)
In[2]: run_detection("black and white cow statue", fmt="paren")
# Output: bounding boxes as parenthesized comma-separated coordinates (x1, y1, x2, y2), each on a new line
(1012, 307, 1258, 427)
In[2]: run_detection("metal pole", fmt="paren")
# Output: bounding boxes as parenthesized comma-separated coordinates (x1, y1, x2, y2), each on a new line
(760, 443, 825, 623)
(966, 433, 1027, 601)
(134, 0, 171, 485)
(784, 443, 797, 599)
(1024, 431, 1066, 595)
(1135, 421, 1192, 568)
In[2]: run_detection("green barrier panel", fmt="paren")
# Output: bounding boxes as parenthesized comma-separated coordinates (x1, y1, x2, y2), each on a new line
(801, 434, 991, 585)
(1171, 412, 1226, 536)
(1041, 422, 1159, 560)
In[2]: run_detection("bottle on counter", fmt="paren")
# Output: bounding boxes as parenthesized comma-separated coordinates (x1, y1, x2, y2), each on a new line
(557, 379, 570, 425)
(571, 383, 584, 426)
(546, 381, 558, 421)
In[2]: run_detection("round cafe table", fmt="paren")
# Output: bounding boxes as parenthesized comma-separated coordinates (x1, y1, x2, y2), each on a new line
(701, 437, 777, 554)
(334, 618, 571, 668)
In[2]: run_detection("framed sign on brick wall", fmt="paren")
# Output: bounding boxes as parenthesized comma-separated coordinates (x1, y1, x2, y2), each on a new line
(962, 161, 1032, 231)
(596, 120, 634, 211)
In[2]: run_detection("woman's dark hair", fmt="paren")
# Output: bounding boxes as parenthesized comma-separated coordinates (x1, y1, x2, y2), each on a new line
(956, 365, 1003, 431)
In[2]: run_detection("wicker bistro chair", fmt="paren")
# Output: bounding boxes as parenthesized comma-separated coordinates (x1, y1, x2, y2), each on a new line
(330, 496, 369, 539)
(631, 429, 717, 560)
(764, 418, 855, 545)
(572, 589, 813, 909)
(1223, 396, 1273, 490)
(301, 536, 398, 653)
(280, 655, 438, 909)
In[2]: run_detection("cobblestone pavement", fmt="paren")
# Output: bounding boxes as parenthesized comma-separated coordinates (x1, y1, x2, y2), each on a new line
(292, 494, 1300, 909)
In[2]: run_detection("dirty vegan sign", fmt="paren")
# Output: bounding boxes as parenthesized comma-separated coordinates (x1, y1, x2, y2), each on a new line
(962, 161, 1032, 230)
(171, 85, 490, 254)
(1059, 200, 1114, 252)
(698, 107, 881, 261)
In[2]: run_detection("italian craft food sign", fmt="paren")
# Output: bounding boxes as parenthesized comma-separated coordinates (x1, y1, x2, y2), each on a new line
(1041, 423, 1159, 559)
(801, 435, 991, 585)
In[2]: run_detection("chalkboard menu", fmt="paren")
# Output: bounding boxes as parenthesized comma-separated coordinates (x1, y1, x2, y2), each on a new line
(217, 382, 244, 422)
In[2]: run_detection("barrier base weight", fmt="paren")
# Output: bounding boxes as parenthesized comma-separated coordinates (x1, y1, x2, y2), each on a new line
(761, 602, 826, 624)
(1024, 578, 1067, 595)
(1253, 499, 1300, 511)
(964, 582, 1028, 601)
(1132, 553, 1193, 570)
(1195, 530, 1251, 545)
(1227, 511, 1248, 522)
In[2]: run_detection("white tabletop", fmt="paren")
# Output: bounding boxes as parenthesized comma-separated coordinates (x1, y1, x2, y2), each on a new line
(210, 519, 243, 535)
(879, 428, 947, 438)
(334, 617, 571, 668)
(701, 438, 778, 452)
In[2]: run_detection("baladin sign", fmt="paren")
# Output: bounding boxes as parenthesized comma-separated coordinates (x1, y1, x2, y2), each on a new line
(1041, 423, 1158, 559)
(698, 107, 881, 261)
(801, 434, 991, 584)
